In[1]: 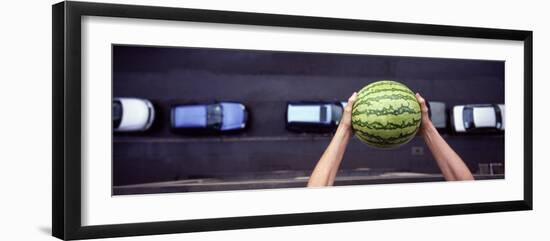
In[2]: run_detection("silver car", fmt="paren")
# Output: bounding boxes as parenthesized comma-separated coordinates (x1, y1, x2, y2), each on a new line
(286, 101, 344, 133)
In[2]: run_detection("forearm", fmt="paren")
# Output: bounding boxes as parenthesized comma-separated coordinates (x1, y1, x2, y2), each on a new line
(422, 121, 474, 181)
(307, 125, 352, 187)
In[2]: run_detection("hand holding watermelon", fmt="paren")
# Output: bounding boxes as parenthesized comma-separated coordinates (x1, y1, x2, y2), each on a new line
(307, 92, 358, 187)
(308, 81, 474, 187)
(338, 92, 358, 132)
(414, 92, 431, 137)
(413, 92, 474, 181)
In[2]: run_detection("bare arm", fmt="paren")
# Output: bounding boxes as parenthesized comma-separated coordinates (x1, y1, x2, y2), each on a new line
(307, 93, 357, 187)
(415, 93, 474, 181)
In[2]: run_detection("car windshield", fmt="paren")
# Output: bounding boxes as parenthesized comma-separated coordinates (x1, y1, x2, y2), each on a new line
(206, 104, 223, 129)
(112, 100, 122, 129)
(463, 107, 474, 130)
(331, 104, 343, 124)
(320, 105, 328, 123)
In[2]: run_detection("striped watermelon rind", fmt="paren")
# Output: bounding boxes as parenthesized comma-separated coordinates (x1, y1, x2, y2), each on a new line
(351, 80, 421, 149)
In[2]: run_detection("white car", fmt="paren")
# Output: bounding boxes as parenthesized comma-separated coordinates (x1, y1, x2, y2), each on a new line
(113, 97, 155, 132)
(452, 104, 504, 133)
(286, 101, 344, 133)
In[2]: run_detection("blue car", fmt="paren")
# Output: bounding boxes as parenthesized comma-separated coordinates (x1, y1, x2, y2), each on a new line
(171, 102, 248, 133)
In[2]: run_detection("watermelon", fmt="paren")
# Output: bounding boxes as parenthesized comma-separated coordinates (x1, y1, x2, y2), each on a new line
(351, 80, 421, 148)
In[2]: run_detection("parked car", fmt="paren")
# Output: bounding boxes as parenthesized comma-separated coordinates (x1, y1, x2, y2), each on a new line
(286, 101, 344, 133)
(171, 102, 248, 133)
(452, 104, 505, 133)
(113, 97, 155, 132)
(427, 101, 447, 129)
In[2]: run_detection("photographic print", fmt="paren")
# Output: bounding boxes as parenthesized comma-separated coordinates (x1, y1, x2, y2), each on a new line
(112, 45, 505, 195)
(53, 2, 531, 239)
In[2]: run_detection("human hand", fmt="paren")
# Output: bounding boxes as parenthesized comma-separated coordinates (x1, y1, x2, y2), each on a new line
(339, 92, 357, 132)
(415, 93, 432, 136)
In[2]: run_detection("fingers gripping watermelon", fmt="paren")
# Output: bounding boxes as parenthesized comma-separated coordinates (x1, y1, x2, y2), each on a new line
(351, 80, 421, 148)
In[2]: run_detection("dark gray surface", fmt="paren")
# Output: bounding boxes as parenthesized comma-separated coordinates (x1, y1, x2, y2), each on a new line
(113, 45, 505, 187)
(113, 174, 505, 195)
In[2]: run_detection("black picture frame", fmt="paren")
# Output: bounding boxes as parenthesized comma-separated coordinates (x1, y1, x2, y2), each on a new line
(52, 1, 533, 240)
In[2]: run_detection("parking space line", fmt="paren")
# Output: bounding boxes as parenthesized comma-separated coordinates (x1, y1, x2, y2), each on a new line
(113, 135, 335, 143)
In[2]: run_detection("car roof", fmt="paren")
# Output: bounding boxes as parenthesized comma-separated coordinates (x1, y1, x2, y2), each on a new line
(287, 104, 323, 123)
(172, 105, 207, 128)
(472, 107, 496, 128)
